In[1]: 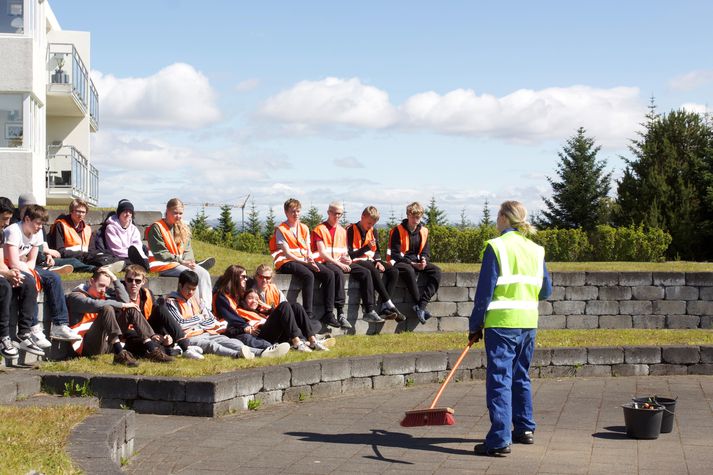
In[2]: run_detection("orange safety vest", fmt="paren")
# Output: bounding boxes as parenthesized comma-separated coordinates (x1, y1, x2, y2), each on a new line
(51, 217, 92, 253)
(69, 287, 104, 355)
(146, 219, 182, 273)
(133, 287, 154, 320)
(262, 283, 282, 308)
(347, 223, 377, 261)
(268, 222, 312, 270)
(236, 307, 266, 327)
(311, 222, 347, 263)
(386, 224, 429, 265)
(166, 294, 212, 338)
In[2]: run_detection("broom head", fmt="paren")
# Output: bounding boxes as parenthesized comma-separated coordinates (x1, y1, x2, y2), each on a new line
(400, 407, 455, 427)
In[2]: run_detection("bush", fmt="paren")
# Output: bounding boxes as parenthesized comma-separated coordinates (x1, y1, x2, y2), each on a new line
(233, 232, 269, 254)
(532, 228, 592, 262)
(589, 225, 671, 261)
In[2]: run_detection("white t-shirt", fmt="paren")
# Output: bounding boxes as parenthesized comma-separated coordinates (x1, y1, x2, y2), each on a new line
(3, 222, 43, 259)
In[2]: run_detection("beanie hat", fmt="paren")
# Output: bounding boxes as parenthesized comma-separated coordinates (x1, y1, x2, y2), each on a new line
(18, 192, 37, 209)
(116, 199, 134, 216)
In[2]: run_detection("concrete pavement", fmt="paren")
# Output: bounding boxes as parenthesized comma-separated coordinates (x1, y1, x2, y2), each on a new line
(127, 375, 713, 474)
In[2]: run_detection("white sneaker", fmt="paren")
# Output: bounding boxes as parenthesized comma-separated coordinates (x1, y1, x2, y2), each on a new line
(310, 340, 330, 351)
(260, 342, 290, 358)
(18, 335, 45, 357)
(292, 340, 312, 352)
(187, 345, 204, 354)
(0, 336, 19, 360)
(168, 345, 183, 357)
(183, 347, 204, 360)
(50, 323, 82, 342)
(239, 345, 256, 360)
(48, 264, 73, 275)
(31, 324, 52, 349)
(319, 337, 336, 349)
(105, 260, 125, 274)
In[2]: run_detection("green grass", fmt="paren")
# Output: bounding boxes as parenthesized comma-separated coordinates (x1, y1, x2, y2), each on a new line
(0, 405, 96, 475)
(40, 329, 713, 378)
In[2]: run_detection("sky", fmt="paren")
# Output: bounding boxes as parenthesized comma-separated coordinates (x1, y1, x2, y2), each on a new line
(50, 0, 713, 227)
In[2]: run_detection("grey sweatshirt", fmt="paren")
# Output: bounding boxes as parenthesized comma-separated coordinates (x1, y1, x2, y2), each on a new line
(67, 280, 130, 326)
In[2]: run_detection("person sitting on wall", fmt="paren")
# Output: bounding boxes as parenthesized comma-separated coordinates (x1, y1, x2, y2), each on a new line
(67, 267, 174, 366)
(0, 196, 42, 360)
(269, 198, 337, 330)
(141, 198, 215, 309)
(98, 199, 149, 268)
(161, 269, 258, 359)
(346, 206, 405, 322)
(48, 198, 124, 274)
(386, 202, 442, 324)
(3, 204, 81, 343)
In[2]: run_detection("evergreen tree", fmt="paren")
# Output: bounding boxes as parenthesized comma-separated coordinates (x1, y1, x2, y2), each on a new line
(216, 204, 237, 240)
(339, 206, 349, 227)
(263, 206, 277, 244)
(245, 199, 261, 236)
(480, 199, 492, 227)
(458, 207, 471, 229)
(425, 196, 448, 226)
(302, 205, 324, 229)
(540, 127, 611, 231)
(190, 207, 210, 239)
(386, 207, 398, 228)
(615, 102, 713, 259)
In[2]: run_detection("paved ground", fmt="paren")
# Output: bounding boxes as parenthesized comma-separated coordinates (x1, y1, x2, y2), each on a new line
(127, 375, 713, 474)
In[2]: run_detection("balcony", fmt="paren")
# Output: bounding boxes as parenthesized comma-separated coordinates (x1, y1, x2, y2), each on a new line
(89, 79, 99, 131)
(46, 43, 90, 118)
(46, 145, 98, 206)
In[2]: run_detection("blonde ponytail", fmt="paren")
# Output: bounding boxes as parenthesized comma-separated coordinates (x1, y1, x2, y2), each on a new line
(499, 200, 536, 236)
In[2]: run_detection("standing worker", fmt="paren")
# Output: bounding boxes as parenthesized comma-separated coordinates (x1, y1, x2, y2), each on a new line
(469, 200, 552, 456)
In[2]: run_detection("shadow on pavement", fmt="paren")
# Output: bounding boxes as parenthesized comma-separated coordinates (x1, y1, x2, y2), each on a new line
(592, 426, 629, 439)
(286, 428, 477, 463)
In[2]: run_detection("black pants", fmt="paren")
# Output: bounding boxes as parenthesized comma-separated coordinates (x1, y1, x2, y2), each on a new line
(322, 263, 347, 311)
(278, 261, 336, 317)
(260, 301, 316, 342)
(81, 307, 155, 356)
(352, 260, 399, 306)
(0, 275, 36, 339)
(151, 304, 188, 343)
(393, 261, 442, 307)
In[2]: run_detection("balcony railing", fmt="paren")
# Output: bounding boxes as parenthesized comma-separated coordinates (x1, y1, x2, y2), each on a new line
(46, 145, 99, 206)
(89, 79, 99, 129)
(47, 43, 90, 113)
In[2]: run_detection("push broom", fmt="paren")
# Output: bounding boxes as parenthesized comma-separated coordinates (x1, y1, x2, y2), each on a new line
(400, 340, 474, 427)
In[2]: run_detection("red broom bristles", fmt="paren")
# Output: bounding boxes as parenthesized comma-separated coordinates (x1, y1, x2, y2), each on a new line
(400, 407, 455, 427)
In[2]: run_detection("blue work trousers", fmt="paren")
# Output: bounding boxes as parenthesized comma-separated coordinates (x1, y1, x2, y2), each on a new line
(484, 327, 536, 449)
(34, 267, 70, 326)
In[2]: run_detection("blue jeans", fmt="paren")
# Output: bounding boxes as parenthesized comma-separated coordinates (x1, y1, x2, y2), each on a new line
(484, 327, 537, 449)
(54, 257, 95, 273)
(35, 267, 69, 326)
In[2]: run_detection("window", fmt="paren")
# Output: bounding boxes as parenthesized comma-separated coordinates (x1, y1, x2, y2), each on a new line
(0, 0, 24, 34)
(0, 94, 24, 148)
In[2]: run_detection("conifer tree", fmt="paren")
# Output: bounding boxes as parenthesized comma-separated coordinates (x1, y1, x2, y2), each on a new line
(425, 196, 448, 226)
(540, 127, 611, 230)
(190, 207, 210, 239)
(245, 199, 261, 236)
(458, 207, 471, 229)
(386, 207, 398, 228)
(480, 199, 492, 227)
(302, 205, 324, 229)
(339, 206, 349, 227)
(263, 206, 277, 244)
(216, 204, 237, 240)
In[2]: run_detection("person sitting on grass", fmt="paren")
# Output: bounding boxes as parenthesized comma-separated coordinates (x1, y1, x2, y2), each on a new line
(119, 264, 177, 358)
(0, 196, 41, 360)
(67, 267, 174, 366)
(4, 204, 80, 343)
(161, 269, 258, 359)
(141, 198, 215, 309)
(211, 265, 294, 356)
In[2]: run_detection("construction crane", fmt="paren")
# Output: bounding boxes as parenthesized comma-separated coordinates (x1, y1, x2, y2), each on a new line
(185, 194, 251, 231)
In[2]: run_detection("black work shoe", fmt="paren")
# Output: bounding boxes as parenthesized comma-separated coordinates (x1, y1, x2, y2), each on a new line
(128, 245, 150, 272)
(513, 430, 534, 444)
(324, 313, 341, 328)
(473, 443, 511, 457)
(198, 257, 216, 270)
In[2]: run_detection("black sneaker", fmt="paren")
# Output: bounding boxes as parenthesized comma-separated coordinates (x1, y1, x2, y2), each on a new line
(128, 246, 150, 272)
(324, 312, 341, 328)
(0, 336, 19, 360)
(197, 257, 216, 270)
(513, 430, 534, 444)
(338, 314, 353, 329)
(473, 443, 511, 456)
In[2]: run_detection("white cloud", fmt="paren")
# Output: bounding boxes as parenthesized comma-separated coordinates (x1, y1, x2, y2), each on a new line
(92, 63, 221, 129)
(669, 70, 713, 91)
(680, 102, 709, 115)
(259, 77, 399, 129)
(235, 78, 260, 92)
(259, 78, 644, 146)
(333, 156, 364, 168)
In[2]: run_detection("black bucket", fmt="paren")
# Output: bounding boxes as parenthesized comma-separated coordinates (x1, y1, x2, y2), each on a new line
(633, 396, 677, 433)
(622, 402, 664, 439)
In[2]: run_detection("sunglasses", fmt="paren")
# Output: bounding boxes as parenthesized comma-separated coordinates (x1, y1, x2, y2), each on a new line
(258, 274, 272, 280)
(125, 277, 143, 284)
(239, 275, 248, 280)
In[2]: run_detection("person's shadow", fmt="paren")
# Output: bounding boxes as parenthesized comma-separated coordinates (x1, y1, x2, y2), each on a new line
(592, 426, 629, 440)
(286, 428, 477, 464)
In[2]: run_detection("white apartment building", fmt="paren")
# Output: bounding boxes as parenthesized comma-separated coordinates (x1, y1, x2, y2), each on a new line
(0, 0, 98, 206)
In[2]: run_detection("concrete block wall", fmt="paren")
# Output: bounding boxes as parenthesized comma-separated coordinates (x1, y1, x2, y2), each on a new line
(67, 408, 135, 473)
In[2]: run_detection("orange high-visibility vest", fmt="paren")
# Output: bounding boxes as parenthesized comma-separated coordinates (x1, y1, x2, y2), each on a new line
(147, 219, 182, 273)
(69, 287, 104, 355)
(385, 224, 428, 265)
(311, 222, 347, 263)
(262, 283, 282, 308)
(166, 294, 206, 338)
(347, 223, 377, 261)
(269, 222, 312, 270)
(51, 217, 91, 253)
(133, 287, 153, 320)
(235, 307, 266, 326)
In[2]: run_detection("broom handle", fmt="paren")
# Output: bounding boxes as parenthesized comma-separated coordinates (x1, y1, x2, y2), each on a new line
(429, 341, 474, 409)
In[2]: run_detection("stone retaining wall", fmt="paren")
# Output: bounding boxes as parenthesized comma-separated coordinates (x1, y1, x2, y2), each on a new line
(40, 345, 713, 417)
(67, 408, 135, 474)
